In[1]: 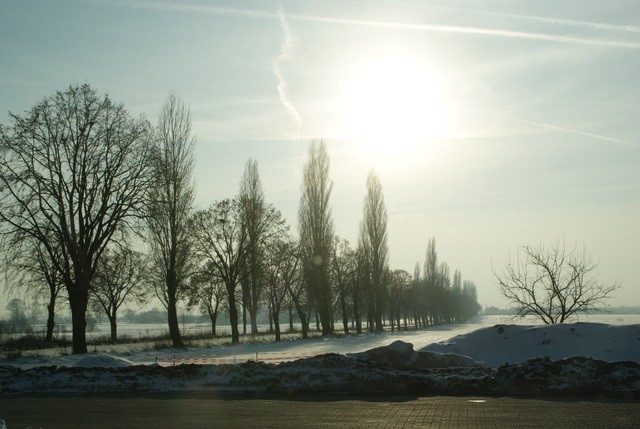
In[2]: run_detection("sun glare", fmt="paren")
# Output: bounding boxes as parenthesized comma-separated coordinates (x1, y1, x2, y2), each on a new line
(340, 54, 451, 162)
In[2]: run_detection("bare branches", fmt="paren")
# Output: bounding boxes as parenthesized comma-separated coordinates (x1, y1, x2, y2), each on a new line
(494, 241, 621, 323)
(298, 140, 334, 336)
(146, 91, 196, 348)
(92, 242, 148, 341)
(359, 170, 389, 332)
(190, 199, 247, 344)
(0, 83, 153, 353)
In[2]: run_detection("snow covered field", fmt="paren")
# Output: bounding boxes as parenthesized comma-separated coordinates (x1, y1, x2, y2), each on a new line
(1, 315, 639, 397)
(33, 314, 640, 368)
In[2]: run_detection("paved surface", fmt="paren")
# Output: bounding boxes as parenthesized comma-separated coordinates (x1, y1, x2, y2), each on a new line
(1, 394, 639, 428)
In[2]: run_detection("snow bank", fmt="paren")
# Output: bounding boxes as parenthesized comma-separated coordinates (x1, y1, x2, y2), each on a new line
(347, 340, 483, 369)
(72, 354, 135, 368)
(1, 323, 639, 397)
(421, 323, 640, 368)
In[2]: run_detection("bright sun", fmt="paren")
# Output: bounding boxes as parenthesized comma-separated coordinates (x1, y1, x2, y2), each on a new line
(340, 54, 451, 161)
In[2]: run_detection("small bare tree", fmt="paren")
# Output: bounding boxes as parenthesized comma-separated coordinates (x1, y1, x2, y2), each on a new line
(264, 231, 298, 341)
(185, 263, 226, 336)
(190, 199, 247, 344)
(2, 233, 65, 342)
(91, 242, 148, 341)
(494, 242, 620, 324)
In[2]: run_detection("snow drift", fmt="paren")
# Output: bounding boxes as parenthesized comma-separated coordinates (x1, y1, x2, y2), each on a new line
(1, 323, 639, 397)
(420, 323, 640, 367)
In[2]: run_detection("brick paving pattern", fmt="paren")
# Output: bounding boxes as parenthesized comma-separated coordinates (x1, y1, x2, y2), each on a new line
(2, 395, 639, 428)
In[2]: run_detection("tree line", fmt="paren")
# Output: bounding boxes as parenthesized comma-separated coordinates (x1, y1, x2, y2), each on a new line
(0, 84, 480, 353)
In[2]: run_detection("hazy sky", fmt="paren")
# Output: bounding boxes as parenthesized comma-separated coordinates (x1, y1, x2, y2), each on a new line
(1, 0, 639, 314)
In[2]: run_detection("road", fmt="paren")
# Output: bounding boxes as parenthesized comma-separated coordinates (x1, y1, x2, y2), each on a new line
(2, 394, 639, 428)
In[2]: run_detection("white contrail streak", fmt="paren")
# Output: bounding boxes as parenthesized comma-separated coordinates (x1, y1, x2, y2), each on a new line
(273, 8, 302, 132)
(288, 14, 640, 49)
(509, 117, 639, 149)
(431, 5, 640, 34)
(92, 0, 640, 49)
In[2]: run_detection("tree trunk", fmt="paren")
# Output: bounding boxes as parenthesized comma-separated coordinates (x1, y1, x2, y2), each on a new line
(242, 299, 247, 335)
(390, 308, 395, 332)
(209, 303, 219, 336)
(250, 285, 260, 335)
(250, 307, 259, 335)
(45, 300, 56, 342)
(226, 283, 240, 344)
(109, 314, 118, 342)
(167, 297, 182, 348)
(353, 288, 362, 334)
(288, 304, 294, 332)
(340, 292, 349, 335)
(166, 270, 183, 348)
(293, 301, 308, 339)
(68, 289, 89, 354)
(374, 313, 384, 333)
(274, 309, 281, 341)
(209, 313, 217, 336)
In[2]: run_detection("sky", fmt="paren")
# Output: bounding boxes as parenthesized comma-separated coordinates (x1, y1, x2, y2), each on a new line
(1, 0, 639, 313)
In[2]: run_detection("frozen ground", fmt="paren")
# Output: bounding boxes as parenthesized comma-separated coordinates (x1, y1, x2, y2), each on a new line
(1, 315, 639, 398)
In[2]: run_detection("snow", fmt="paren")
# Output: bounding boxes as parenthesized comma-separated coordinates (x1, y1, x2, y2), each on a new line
(421, 323, 640, 368)
(72, 354, 135, 368)
(1, 316, 639, 398)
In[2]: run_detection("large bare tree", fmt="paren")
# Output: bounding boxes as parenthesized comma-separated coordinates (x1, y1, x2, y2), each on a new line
(494, 241, 620, 324)
(0, 84, 152, 353)
(146, 92, 196, 348)
(298, 140, 335, 336)
(359, 170, 388, 332)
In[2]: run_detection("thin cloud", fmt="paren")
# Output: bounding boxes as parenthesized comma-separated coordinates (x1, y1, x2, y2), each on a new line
(289, 14, 640, 49)
(273, 8, 302, 132)
(509, 117, 639, 149)
(432, 5, 640, 34)
(92, 0, 640, 49)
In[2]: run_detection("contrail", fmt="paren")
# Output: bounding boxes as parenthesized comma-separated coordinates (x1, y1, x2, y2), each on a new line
(509, 117, 639, 149)
(463, 9, 640, 34)
(366, 1, 640, 34)
(91, 0, 640, 49)
(288, 14, 640, 49)
(273, 8, 302, 132)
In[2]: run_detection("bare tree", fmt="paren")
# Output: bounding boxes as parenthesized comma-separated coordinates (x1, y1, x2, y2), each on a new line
(264, 231, 298, 341)
(91, 242, 147, 341)
(359, 170, 389, 332)
(285, 253, 311, 339)
(238, 159, 285, 335)
(0, 84, 152, 353)
(146, 91, 196, 348)
(298, 140, 335, 336)
(2, 233, 65, 341)
(186, 263, 226, 336)
(331, 237, 356, 334)
(494, 241, 620, 324)
(388, 269, 411, 331)
(190, 199, 247, 344)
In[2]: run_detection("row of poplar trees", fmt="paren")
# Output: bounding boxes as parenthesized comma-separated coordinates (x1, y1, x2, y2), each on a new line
(0, 84, 479, 354)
